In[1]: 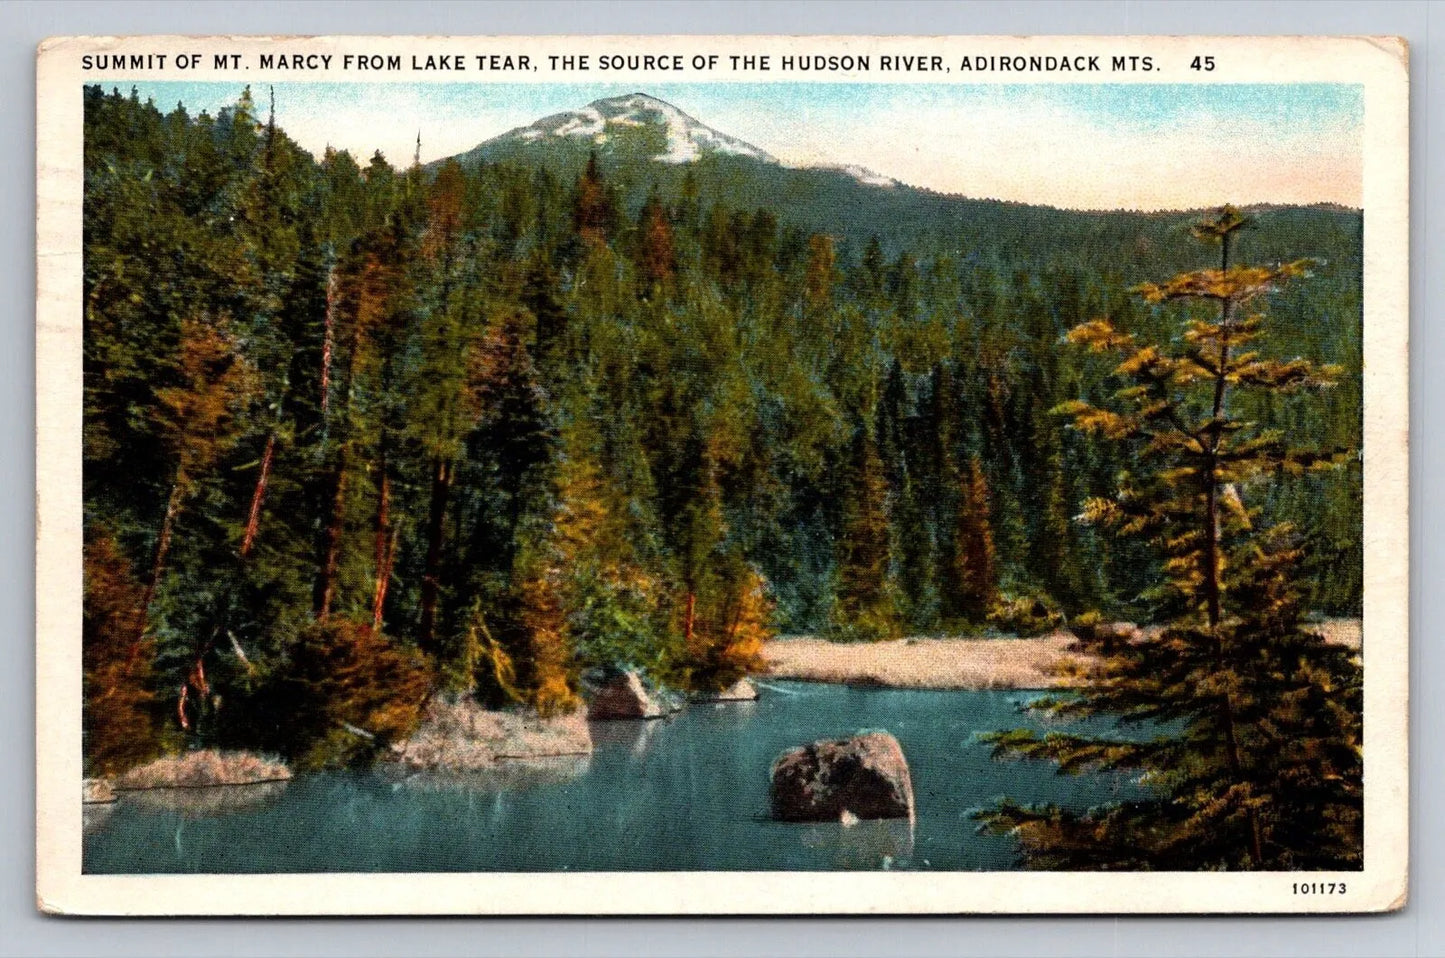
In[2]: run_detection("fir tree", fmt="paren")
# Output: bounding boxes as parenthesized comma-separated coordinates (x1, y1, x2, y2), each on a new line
(831, 424, 900, 640)
(944, 456, 997, 623)
(976, 207, 1361, 870)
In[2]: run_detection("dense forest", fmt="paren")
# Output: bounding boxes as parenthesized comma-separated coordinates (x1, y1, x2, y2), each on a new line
(81, 85, 1363, 775)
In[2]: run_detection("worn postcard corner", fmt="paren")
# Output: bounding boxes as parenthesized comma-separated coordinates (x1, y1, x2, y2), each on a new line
(37, 33, 1407, 917)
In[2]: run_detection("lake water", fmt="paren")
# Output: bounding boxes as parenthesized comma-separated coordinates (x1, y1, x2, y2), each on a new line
(84, 682, 1146, 873)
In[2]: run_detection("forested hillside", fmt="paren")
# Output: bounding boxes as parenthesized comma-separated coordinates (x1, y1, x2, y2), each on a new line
(81, 85, 1362, 772)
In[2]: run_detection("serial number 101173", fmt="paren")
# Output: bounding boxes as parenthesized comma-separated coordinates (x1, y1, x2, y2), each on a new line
(1293, 882, 1347, 895)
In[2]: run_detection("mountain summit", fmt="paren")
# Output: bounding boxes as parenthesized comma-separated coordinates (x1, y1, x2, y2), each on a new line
(484, 93, 778, 165)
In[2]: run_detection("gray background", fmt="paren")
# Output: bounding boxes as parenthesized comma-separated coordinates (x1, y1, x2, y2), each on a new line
(3, 1, 1437, 955)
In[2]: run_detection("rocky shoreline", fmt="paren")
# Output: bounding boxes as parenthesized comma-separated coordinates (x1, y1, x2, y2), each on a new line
(391, 696, 593, 771)
(112, 750, 292, 792)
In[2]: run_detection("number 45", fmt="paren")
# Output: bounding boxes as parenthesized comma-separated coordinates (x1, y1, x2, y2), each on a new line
(1191, 56, 1216, 71)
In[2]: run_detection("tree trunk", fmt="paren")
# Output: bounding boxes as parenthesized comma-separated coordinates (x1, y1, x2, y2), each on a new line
(320, 265, 337, 416)
(1202, 231, 1265, 870)
(317, 452, 347, 621)
(418, 458, 451, 653)
(134, 476, 186, 652)
(370, 463, 391, 632)
(373, 527, 398, 635)
(239, 434, 276, 558)
(318, 264, 366, 620)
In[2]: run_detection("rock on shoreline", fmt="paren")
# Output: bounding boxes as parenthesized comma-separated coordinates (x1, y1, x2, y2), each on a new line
(392, 695, 592, 771)
(82, 778, 116, 804)
(586, 670, 682, 720)
(114, 750, 291, 791)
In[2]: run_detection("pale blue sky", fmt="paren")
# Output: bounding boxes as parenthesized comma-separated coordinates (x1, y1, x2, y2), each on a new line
(103, 81, 1363, 210)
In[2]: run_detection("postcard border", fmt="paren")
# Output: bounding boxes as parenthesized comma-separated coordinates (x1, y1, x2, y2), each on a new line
(36, 33, 1410, 916)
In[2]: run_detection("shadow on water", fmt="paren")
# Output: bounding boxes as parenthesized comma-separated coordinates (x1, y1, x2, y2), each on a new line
(84, 682, 1148, 874)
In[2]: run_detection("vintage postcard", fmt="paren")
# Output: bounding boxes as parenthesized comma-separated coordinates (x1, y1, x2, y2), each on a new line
(36, 35, 1408, 915)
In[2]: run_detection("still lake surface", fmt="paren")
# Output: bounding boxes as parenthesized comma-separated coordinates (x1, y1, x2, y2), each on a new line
(85, 682, 1146, 873)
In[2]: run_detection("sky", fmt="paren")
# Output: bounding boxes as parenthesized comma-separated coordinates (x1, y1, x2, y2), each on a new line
(111, 81, 1363, 211)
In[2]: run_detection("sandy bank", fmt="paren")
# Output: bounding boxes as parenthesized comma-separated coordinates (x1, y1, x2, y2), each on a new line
(763, 634, 1087, 691)
(762, 619, 1361, 691)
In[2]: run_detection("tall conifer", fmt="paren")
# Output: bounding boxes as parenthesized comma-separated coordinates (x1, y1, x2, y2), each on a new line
(976, 207, 1361, 870)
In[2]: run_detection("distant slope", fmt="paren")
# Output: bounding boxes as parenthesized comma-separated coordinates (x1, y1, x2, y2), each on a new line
(440, 92, 1362, 285)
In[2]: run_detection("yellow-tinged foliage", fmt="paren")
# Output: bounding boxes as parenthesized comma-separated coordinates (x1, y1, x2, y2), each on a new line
(154, 315, 260, 483)
(517, 571, 581, 718)
(685, 563, 773, 692)
(83, 533, 162, 776)
(1065, 319, 1134, 352)
(1132, 261, 1314, 305)
(265, 619, 433, 770)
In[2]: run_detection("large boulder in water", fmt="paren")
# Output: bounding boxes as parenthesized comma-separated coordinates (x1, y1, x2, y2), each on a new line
(770, 732, 915, 822)
(587, 670, 670, 720)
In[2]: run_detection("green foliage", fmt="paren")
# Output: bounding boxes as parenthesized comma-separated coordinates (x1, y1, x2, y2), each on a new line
(81, 88, 1363, 785)
(986, 593, 1063, 637)
(250, 619, 433, 770)
(975, 207, 1363, 870)
(83, 533, 163, 776)
(829, 425, 902, 641)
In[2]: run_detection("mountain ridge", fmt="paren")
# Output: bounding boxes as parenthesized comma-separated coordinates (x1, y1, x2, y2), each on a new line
(441, 90, 1357, 215)
(436, 91, 1361, 260)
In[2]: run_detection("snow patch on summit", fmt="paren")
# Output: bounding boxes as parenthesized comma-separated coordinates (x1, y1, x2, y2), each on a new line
(493, 93, 778, 165)
(821, 164, 900, 188)
(479, 93, 909, 187)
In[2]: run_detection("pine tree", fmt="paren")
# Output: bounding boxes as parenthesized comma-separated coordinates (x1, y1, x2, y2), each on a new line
(976, 207, 1360, 870)
(635, 188, 676, 296)
(83, 533, 161, 775)
(944, 456, 997, 623)
(830, 424, 900, 640)
(140, 315, 259, 639)
(254, 618, 432, 769)
(573, 151, 615, 245)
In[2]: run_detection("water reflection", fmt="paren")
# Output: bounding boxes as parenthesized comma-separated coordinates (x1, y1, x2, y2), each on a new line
(588, 716, 666, 757)
(390, 755, 592, 793)
(82, 802, 115, 835)
(85, 683, 1147, 874)
(799, 817, 916, 870)
(121, 780, 291, 818)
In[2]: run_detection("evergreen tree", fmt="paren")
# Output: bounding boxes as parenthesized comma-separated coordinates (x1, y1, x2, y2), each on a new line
(83, 533, 161, 775)
(943, 456, 998, 623)
(830, 424, 900, 640)
(976, 207, 1361, 870)
(573, 150, 616, 244)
